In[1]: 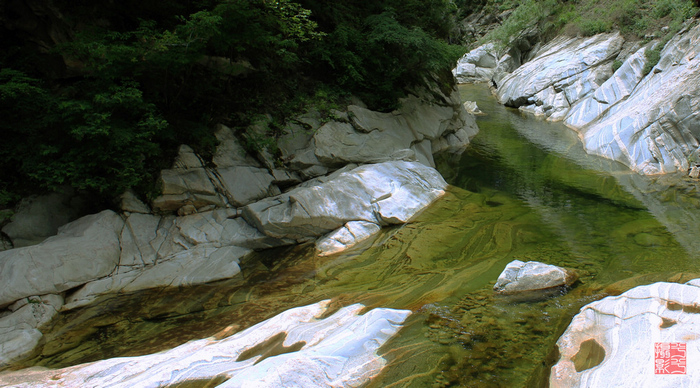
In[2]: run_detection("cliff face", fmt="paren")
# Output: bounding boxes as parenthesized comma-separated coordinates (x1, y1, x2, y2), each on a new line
(457, 20, 700, 176)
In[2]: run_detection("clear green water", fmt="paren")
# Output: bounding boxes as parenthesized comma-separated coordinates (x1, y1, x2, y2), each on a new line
(8, 84, 700, 387)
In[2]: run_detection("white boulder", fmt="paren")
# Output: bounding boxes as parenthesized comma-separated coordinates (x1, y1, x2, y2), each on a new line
(551, 280, 700, 387)
(0, 300, 411, 388)
(493, 260, 578, 296)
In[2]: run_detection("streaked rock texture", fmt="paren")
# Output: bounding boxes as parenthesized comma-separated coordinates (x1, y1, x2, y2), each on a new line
(551, 280, 700, 387)
(0, 300, 411, 388)
(478, 22, 700, 175)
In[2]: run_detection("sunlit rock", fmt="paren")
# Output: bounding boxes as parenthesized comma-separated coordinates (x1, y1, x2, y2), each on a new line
(0, 210, 123, 308)
(316, 221, 382, 256)
(493, 260, 578, 300)
(575, 24, 700, 175)
(242, 161, 447, 241)
(453, 43, 499, 83)
(0, 300, 411, 388)
(551, 280, 700, 387)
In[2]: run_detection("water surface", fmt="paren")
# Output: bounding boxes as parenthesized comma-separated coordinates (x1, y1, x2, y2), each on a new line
(8, 83, 700, 387)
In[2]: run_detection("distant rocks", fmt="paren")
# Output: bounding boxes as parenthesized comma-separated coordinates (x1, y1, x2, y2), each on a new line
(457, 20, 700, 176)
(0, 300, 411, 388)
(551, 280, 700, 387)
(493, 260, 578, 300)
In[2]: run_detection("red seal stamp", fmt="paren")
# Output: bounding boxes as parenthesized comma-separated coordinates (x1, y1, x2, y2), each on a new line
(655, 343, 686, 374)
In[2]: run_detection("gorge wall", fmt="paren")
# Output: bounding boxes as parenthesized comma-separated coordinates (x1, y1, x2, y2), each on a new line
(455, 19, 700, 176)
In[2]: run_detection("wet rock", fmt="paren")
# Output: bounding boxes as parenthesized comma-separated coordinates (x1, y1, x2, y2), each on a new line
(0, 300, 411, 388)
(0, 210, 123, 308)
(316, 221, 382, 256)
(463, 101, 484, 115)
(551, 280, 700, 387)
(493, 260, 578, 299)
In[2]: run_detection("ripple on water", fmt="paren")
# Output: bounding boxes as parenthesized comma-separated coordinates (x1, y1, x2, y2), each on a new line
(8, 84, 700, 388)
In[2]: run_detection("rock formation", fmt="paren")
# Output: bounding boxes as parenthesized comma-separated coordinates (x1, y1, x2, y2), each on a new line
(457, 20, 700, 176)
(0, 300, 411, 388)
(0, 83, 478, 371)
(551, 280, 700, 387)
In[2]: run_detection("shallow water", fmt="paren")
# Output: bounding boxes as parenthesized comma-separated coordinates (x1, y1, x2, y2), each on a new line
(8, 84, 700, 387)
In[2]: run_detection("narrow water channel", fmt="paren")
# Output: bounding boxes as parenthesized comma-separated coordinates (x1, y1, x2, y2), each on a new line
(10, 84, 700, 387)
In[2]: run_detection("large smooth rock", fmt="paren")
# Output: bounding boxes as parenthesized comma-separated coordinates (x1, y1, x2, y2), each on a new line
(315, 93, 475, 168)
(497, 33, 624, 109)
(217, 166, 280, 207)
(492, 22, 700, 175)
(65, 210, 293, 310)
(551, 280, 700, 387)
(0, 210, 123, 308)
(212, 124, 260, 168)
(453, 43, 499, 83)
(574, 24, 700, 174)
(242, 161, 447, 241)
(0, 300, 411, 388)
(493, 260, 578, 297)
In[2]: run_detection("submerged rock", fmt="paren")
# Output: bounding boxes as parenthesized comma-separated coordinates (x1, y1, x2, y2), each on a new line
(0, 300, 411, 388)
(551, 280, 700, 387)
(493, 260, 578, 300)
(315, 221, 382, 256)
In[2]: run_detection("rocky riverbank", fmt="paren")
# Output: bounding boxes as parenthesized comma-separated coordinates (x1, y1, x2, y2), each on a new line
(455, 19, 700, 176)
(0, 82, 478, 382)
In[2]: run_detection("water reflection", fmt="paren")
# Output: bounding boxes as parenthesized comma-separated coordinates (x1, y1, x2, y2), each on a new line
(7, 84, 700, 388)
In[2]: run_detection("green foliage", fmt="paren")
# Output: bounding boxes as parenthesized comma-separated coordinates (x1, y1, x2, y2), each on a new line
(477, 0, 698, 42)
(0, 70, 166, 198)
(643, 46, 662, 75)
(479, 0, 560, 49)
(0, 0, 463, 206)
(612, 59, 624, 72)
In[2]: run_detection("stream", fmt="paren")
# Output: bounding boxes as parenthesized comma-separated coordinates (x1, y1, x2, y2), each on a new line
(9, 83, 700, 387)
